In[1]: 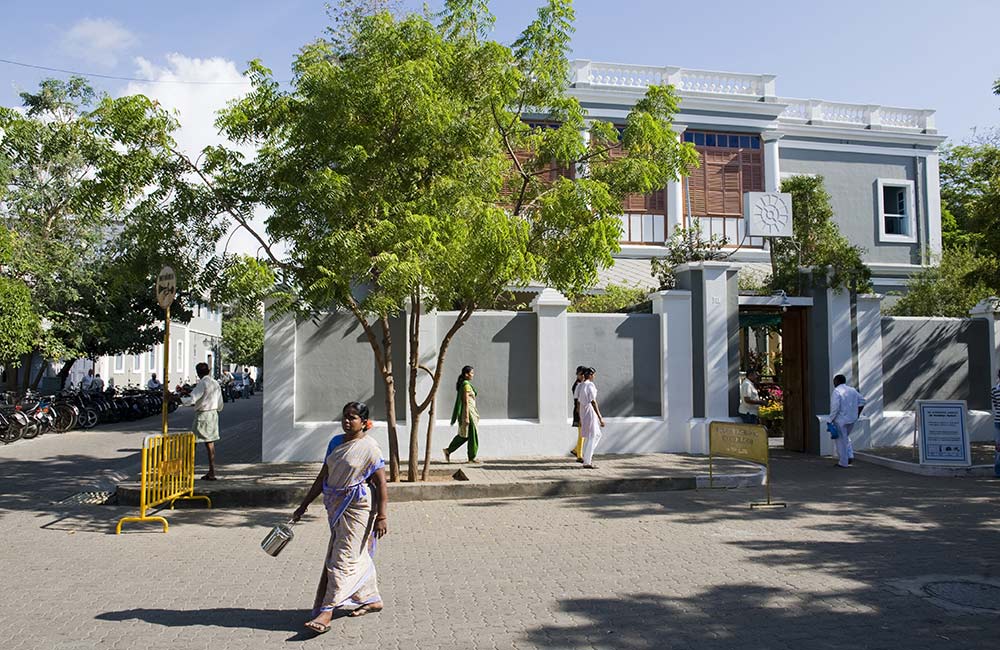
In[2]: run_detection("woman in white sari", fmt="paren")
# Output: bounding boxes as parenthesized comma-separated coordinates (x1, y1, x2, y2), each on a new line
(574, 367, 606, 469)
(293, 401, 388, 635)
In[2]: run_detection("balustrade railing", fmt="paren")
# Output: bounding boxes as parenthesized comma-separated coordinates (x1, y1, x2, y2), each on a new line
(569, 61, 936, 133)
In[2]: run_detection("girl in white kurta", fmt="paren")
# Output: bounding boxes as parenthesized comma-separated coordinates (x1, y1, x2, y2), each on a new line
(574, 367, 606, 468)
(293, 401, 388, 635)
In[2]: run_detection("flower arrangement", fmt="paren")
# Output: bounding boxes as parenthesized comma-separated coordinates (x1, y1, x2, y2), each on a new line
(758, 402, 784, 420)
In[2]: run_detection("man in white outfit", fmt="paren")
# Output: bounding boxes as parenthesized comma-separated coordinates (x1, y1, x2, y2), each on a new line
(829, 374, 866, 468)
(181, 362, 224, 480)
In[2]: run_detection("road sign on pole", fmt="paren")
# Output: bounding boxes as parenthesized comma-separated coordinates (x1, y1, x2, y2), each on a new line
(157, 267, 176, 435)
(156, 266, 176, 309)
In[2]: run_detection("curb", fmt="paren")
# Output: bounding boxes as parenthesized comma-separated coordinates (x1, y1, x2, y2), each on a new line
(855, 452, 996, 477)
(115, 473, 752, 507)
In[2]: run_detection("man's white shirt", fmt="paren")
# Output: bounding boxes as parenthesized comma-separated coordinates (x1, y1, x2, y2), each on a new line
(181, 375, 224, 412)
(830, 384, 866, 427)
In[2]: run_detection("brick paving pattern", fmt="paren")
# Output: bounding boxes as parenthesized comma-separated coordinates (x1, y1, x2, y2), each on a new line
(2, 396, 999, 649)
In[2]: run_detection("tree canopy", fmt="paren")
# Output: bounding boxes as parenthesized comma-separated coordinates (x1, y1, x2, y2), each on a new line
(209, 0, 696, 479)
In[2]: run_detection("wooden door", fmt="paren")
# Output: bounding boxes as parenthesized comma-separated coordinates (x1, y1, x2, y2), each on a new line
(781, 308, 809, 452)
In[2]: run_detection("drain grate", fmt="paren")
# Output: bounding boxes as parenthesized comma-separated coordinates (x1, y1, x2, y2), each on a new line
(58, 491, 116, 505)
(922, 581, 1000, 612)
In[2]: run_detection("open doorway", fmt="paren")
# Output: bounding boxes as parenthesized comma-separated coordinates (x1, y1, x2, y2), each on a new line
(738, 305, 811, 452)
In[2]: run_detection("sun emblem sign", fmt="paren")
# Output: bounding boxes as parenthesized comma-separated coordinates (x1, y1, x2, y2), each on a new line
(743, 192, 793, 238)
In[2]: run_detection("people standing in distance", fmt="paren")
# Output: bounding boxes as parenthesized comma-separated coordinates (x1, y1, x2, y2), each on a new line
(293, 402, 388, 634)
(147, 373, 162, 391)
(739, 370, 766, 425)
(829, 374, 866, 468)
(81, 369, 94, 392)
(570, 365, 586, 463)
(574, 367, 606, 469)
(180, 361, 224, 480)
(990, 369, 1000, 477)
(444, 365, 480, 464)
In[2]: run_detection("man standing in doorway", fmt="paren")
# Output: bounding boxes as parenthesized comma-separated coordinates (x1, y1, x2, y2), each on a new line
(181, 362, 224, 480)
(990, 369, 1000, 477)
(829, 374, 866, 468)
(81, 369, 94, 392)
(739, 370, 766, 424)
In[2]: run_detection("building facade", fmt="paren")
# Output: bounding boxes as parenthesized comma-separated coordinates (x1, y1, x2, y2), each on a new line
(562, 60, 945, 295)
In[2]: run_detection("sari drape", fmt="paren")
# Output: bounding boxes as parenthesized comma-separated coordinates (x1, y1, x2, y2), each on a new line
(312, 434, 385, 614)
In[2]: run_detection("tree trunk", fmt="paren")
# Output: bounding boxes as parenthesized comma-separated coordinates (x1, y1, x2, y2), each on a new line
(420, 398, 438, 481)
(379, 317, 400, 483)
(21, 352, 33, 392)
(56, 359, 76, 389)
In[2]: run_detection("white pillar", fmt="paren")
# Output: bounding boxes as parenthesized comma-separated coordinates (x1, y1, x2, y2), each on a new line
(667, 123, 688, 236)
(262, 306, 297, 462)
(650, 290, 693, 449)
(855, 294, 884, 449)
(762, 131, 782, 193)
(925, 151, 943, 260)
(532, 288, 571, 429)
(970, 297, 1000, 386)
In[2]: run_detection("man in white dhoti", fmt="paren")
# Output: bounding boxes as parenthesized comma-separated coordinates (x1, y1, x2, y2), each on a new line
(574, 367, 606, 469)
(180, 362, 224, 480)
(829, 374, 865, 468)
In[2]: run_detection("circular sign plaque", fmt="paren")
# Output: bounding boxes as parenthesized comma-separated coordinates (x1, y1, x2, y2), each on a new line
(156, 266, 176, 309)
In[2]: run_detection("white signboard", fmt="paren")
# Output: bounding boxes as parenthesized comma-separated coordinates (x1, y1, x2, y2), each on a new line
(916, 400, 971, 466)
(156, 266, 176, 310)
(743, 192, 793, 238)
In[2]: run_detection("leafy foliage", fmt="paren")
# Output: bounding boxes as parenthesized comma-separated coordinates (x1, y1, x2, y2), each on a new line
(569, 284, 649, 313)
(222, 315, 265, 368)
(649, 220, 728, 290)
(771, 175, 870, 294)
(888, 245, 999, 317)
(210, 0, 695, 480)
(0, 78, 220, 383)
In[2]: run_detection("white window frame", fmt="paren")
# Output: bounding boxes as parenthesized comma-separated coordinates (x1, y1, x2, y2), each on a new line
(114, 355, 125, 373)
(176, 341, 185, 376)
(876, 178, 917, 244)
(147, 349, 155, 372)
(133, 354, 141, 371)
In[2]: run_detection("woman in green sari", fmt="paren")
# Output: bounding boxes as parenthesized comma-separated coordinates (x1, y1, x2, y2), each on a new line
(443, 365, 480, 463)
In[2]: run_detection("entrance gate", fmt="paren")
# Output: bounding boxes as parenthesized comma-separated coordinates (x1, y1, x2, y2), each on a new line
(738, 304, 811, 453)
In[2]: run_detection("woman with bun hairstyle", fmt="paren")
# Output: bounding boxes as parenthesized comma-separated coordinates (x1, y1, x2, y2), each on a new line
(293, 401, 388, 634)
(573, 367, 606, 469)
(444, 365, 480, 463)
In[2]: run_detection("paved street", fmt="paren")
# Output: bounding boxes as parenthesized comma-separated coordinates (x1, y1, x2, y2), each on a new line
(1, 398, 999, 649)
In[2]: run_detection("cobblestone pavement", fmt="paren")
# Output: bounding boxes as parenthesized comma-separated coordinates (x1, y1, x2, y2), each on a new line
(2, 401, 999, 649)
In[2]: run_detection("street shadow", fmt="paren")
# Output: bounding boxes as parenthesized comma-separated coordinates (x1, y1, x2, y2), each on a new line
(94, 606, 354, 641)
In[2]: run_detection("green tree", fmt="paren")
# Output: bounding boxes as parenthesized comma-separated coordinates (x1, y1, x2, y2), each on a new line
(649, 220, 729, 290)
(569, 284, 649, 313)
(888, 245, 999, 317)
(0, 78, 215, 387)
(771, 175, 871, 294)
(221, 316, 265, 368)
(212, 0, 696, 480)
(0, 229, 39, 365)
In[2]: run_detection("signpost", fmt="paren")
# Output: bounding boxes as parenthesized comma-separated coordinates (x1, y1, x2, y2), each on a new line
(156, 267, 176, 436)
(915, 400, 971, 467)
(708, 421, 786, 509)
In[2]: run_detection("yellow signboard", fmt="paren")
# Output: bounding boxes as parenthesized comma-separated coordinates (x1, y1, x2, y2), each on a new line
(709, 421, 768, 465)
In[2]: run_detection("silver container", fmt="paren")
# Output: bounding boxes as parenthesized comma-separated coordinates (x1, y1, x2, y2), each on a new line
(261, 520, 295, 556)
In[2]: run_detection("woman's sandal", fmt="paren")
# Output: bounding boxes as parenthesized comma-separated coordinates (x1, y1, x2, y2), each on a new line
(349, 603, 383, 618)
(304, 621, 330, 634)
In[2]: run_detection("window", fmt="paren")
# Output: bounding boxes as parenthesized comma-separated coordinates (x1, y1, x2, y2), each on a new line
(114, 355, 124, 372)
(607, 139, 668, 244)
(133, 354, 141, 371)
(148, 349, 155, 371)
(176, 341, 185, 375)
(876, 179, 916, 243)
(682, 131, 765, 247)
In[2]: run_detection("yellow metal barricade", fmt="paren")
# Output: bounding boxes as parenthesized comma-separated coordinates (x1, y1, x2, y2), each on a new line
(708, 421, 786, 509)
(116, 431, 212, 534)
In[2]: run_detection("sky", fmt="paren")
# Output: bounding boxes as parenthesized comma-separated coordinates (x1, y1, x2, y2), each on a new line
(2, 0, 998, 253)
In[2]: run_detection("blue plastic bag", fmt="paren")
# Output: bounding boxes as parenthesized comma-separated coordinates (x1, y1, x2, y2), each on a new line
(826, 422, 840, 439)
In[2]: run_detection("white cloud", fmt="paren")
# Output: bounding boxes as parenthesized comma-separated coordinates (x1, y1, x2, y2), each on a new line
(123, 54, 281, 260)
(61, 18, 138, 68)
